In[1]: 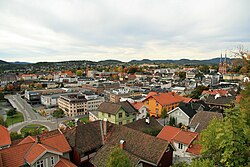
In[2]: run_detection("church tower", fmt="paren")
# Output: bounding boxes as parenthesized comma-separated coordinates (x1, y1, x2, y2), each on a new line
(219, 51, 227, 74)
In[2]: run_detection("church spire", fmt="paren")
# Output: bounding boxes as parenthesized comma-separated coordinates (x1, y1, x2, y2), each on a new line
(220, 51, 222, 64)
(224, 50, 227, 64)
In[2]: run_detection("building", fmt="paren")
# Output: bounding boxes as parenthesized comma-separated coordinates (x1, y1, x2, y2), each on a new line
(186, 71, 196, 79)
(143, 92, 185, 117)
(218, 52, 228, 74)
(131, 102, 148, 120)
(157, 126, 201, 164)
(20, 74, 38, 80)
(189, 111, 223, 132)
(203, 94, 236, 109)
(0, 131, 75, 167)
(58, 93, 104, 117)
(0, 125, 11, 149)
(25, 89, 66, 103)
(167, 102, 197, 126)
(90, 122, 174, 167)
(96, 101, 137, 125)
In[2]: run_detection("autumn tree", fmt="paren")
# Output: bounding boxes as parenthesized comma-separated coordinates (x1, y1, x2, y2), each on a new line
(76, 70, 83, 76)
(107, 146, 131, 167)
(200, 108, 249, 167)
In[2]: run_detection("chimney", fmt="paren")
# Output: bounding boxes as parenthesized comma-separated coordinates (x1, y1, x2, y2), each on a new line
(120, 140, 126, 149)
(103, 118, 107, 136)
(145, 117, 150, 124)
(36, 136, 41, 144)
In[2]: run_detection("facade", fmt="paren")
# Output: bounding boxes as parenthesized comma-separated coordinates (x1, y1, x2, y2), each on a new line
(157, 126, 201, 164)
(20, 74, 38, 80)
(97, 101, 137, 125)
(58, 94, 104, 117)
(167, 103, 197, 126)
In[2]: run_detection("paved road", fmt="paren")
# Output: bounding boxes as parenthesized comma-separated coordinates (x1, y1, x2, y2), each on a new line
(6, 94, 45, 121)
(5, 95, 87, 133)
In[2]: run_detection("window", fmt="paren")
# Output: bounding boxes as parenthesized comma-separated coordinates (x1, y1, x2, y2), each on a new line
(118, 113, 122, 118)
(156, 102, 158, 106)
(102, 113, 104, 116)
(156, 108, 159, 116)
(108, 114, 111, 118)
(146, 100, 149, 104)
(119, 121, 122, 125)
(178, 143, 183, 149)
(36, 160, 44, 167)
(50, 156, 55, 165)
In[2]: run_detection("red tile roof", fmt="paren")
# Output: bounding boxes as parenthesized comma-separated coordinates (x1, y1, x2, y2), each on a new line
(157, 126, 201, 154)
(0, 133, 71, 167)
(202, 89, 228, 96)
(0, 125, 11, 148)
(145, 92, 184, 106)
(55, 158, 77, 167)
(131, 102, 144, 110)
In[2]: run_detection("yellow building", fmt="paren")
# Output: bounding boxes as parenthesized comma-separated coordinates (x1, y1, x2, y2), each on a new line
(143, 92, 186, 117)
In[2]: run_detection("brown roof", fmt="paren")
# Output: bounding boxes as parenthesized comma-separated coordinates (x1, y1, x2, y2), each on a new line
(91, 125, 171, 166)
(125, 117, 163, 134)
(0, 125, 11, 147)
(97, 101, 137, 115)
(189, 111, 223, 133)
(90, 144, 140, 167)
(63, 121, 113, 156)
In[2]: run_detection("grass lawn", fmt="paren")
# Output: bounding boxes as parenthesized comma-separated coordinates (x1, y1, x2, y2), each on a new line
(20, 124, 47, 134)
(79, 117, 89, 123)
(6, 112, 24, 126)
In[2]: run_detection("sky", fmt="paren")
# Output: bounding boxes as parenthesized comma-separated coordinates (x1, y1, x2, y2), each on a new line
(0, 0, 250, 63)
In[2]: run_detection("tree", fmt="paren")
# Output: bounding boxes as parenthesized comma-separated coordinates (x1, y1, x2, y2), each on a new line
(76, 70, 83, 76)
(200, 108, 249, 167)
(199, 65, 210, 74)
(0, 115, 8, 127)
(107, 146, 131, 167)
(240, 83, 250, 125)
(52, 109, 65, 118)
(190, 159, 214, 167)
(7, 108, 17, 117)
(161, 108, 167, 126)
(169, 116, 176, 126)
(178, 71, 186, 80)
(10, 132, 22, 140)
(189, 85, 209, 99)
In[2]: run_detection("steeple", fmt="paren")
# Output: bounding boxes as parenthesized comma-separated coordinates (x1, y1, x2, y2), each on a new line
(220, 51, 222, 64)
(224, 51, 227, 64)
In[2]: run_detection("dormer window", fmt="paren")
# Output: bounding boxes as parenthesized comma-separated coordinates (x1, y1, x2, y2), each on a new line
(36, 160, 44, 167)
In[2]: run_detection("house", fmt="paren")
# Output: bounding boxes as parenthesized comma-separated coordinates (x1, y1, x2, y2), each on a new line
(20, 74, 37, 80)
(125, 117, 163, 136)
(204, 94, 236, 109)
(97, 101, 137, 125)
(131, 102, 148, 120)
(157, 126, 201, 164)
(0, 131, 76, 167)
(190, 100, 210, 112)
(167, 102, 197, 126)
(0, 125, 11, 149)
(189, 111, 223, 132)
(90, 122, 174, 167)
(63, 120, 113, 166)
(143, 92, 185, 117)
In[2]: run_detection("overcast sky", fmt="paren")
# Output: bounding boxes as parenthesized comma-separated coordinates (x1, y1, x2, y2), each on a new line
(0, 0, 250, 63)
